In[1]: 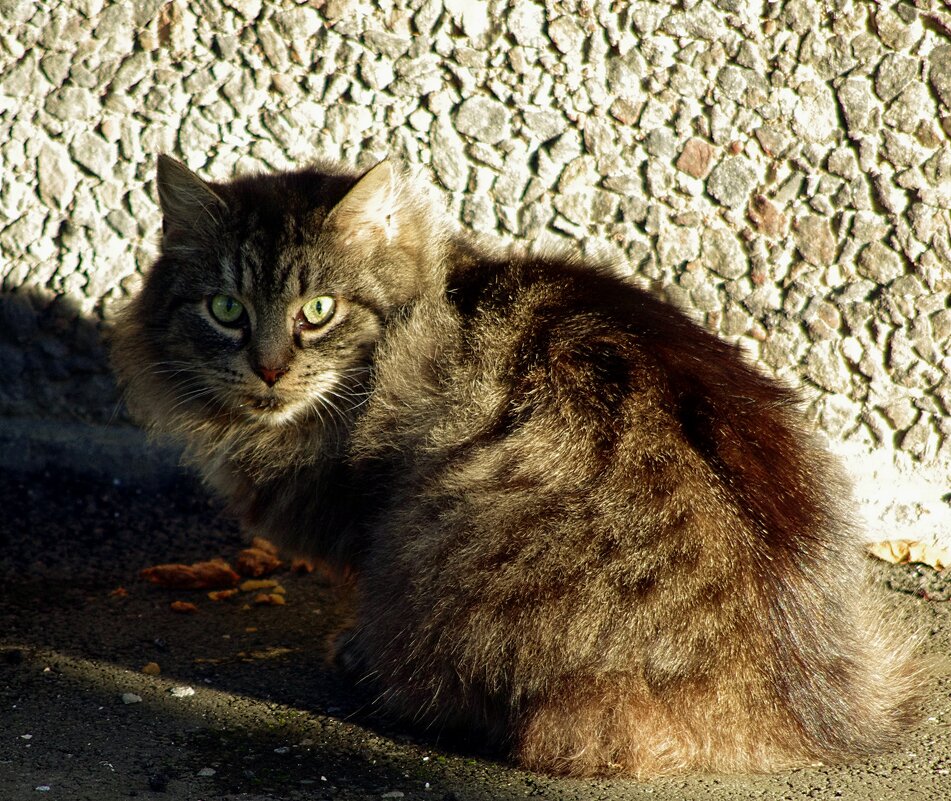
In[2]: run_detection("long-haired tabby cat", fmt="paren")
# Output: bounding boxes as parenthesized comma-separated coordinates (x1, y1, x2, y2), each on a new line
(112, 155, 922, 778)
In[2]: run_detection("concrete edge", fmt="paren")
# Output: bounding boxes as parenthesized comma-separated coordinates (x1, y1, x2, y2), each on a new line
(4, 417, 946, 545)
(0, 417, 186, 489)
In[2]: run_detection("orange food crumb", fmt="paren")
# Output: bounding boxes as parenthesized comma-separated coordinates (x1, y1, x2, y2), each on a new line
(239, 579, 279, 592)
(141, 558, 239, 590)
(207, 588, 240, 602)
(170, 600, 199, 614)
(234, 546, 283, 577)
(253, 593, 286, 606)
(250, 536, 279, 555)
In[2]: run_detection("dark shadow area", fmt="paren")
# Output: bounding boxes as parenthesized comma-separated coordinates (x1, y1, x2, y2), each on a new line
(0, 287, 521, 798)
(0, 468, 524, 801)
(0, 287, 122, 425)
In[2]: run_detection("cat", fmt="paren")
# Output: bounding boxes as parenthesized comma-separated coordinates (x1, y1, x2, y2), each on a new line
(111, 155, 923, 778)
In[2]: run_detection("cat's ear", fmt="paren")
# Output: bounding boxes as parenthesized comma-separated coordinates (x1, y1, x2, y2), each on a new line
(324, 160, 400, 246)
(156, 155, 227, 239)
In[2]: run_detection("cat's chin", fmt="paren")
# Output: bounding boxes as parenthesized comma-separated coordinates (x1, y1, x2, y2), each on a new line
(237, 396, 308, 428)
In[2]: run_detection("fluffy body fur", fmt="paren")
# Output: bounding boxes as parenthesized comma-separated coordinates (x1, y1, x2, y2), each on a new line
(112, 156, 922, 778)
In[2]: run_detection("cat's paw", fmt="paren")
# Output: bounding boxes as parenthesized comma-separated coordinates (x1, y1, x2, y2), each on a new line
(327, 628, 366, 679)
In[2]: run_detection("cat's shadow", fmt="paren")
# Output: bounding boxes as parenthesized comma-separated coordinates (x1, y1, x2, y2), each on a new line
(0, 287, 119, 425)
(0, 461, 509, 793)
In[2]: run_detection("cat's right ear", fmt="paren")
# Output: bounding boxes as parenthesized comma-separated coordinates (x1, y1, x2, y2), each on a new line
(323, 160, 400, 248)
(156, 155, 228, 240)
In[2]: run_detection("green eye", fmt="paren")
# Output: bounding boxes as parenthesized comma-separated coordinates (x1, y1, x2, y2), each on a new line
(209, 294, 245, 325)
(300, 296, 336, 327)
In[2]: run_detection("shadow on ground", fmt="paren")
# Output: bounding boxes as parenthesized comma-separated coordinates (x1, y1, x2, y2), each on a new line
(2, 464, 951, 801)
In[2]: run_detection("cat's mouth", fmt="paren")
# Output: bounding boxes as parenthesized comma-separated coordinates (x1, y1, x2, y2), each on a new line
(249, 395, 281, 408)
(238, 393, 305, 426)
(241, 394, 285, 414)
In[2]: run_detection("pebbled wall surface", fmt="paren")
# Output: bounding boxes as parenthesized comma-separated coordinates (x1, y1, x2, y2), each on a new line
(0, 0, 949, 544)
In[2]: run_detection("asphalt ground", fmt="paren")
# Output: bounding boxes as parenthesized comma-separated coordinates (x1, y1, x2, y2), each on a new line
(2, 425, 950, 801)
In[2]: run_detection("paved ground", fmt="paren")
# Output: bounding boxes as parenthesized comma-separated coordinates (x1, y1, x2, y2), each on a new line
(2, 437, 951, 801)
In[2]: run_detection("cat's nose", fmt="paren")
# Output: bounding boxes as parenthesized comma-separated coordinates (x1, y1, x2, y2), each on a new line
(254, 364, 289, 387)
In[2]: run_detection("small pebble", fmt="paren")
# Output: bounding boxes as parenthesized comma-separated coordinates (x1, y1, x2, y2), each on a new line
(274, 746, 290, 754)
(197, 767, 216, 777)
(121, 693, 142, 704)
(141, 662, 161, 676)
(169, 685, 195, 698)
(148, 773, 169, 792)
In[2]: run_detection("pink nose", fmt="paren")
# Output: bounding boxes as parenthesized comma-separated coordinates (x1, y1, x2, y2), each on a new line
(255, 364, 288, 387)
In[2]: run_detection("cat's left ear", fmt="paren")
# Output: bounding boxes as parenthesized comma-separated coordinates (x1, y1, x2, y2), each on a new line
(156, 155, 228, 241)
(324, 160, 400, 246)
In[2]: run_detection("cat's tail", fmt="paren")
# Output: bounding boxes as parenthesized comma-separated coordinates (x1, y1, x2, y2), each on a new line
(778, 587, 927, 766)
(512, 586, 925, 779)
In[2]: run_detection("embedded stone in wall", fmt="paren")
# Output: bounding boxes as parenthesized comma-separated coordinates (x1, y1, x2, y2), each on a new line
(430, 117, 468, 192)
(676, 138, 714, 179)
(929, 44, 951, 108)
(508, 0, 547, 48)
(36, 141, 78, 210)
(874, 3, 924, 51)
(858, 241, 905, 284)
(548, 15, 586, 56)
(805, 340, 853, 395)
(747, 195, 786, 239)
(792, 83, 838, 144)
(875, 53, 918, 102)
(706, 156, 756, 208)
(455, 96, 510, 145)
(794, 215, 836, 267)
(837, 79, 876, 133)
(69, 132, 118, 181)
(701, 227, 747, 279)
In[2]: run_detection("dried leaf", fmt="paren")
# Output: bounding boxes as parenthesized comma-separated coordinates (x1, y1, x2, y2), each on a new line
(253, 592, 286, 606)
(238, 646, 294, 661)
(868, 540, 951, 571)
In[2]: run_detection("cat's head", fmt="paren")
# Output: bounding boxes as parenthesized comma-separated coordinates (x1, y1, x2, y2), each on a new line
(112, 156, 441, 459)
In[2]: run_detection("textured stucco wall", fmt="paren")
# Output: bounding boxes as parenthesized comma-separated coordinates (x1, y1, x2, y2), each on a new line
(1, 0, 949, 543)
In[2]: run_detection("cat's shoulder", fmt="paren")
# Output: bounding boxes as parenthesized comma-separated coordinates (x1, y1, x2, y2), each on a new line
(443, 238, 703, 343)
(437, 236, 793, 409)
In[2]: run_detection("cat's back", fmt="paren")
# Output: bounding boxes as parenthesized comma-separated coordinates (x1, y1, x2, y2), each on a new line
(444, 244, 787, 408)
(346, 240, 923, 779)
(431, 245, 801, 463)
(363, 242, 840, 568)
